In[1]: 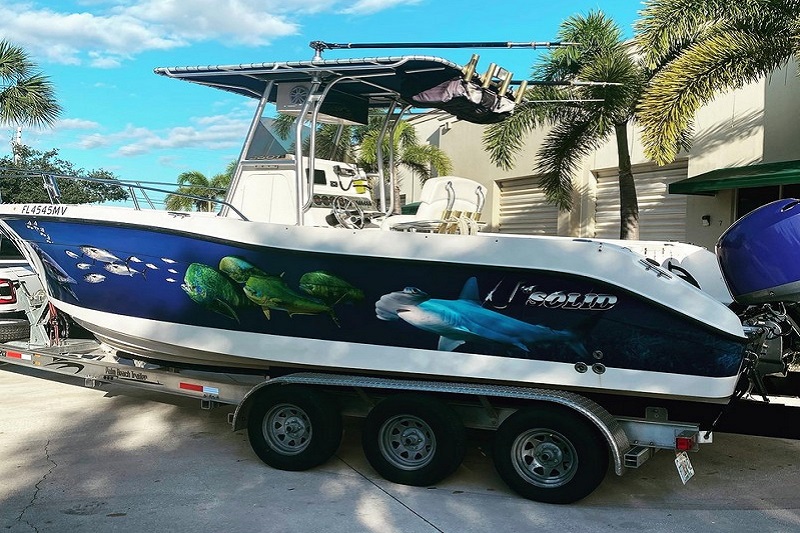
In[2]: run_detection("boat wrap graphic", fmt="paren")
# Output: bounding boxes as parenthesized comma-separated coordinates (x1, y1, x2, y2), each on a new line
(1, 217, 746, 379)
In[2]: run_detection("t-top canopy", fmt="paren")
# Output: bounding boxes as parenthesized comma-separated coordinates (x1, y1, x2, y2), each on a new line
(153, 55, 516, 124)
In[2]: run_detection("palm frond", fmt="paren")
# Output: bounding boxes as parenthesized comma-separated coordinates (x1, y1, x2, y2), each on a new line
(272, 113, 296, 141)
(0, 73, 60, 127)
(0, 40, 60, 128)
(536, 113, 608, 211)
(638, 28, 793, 164)
(483, 89, 571, 170)
(635, 0, 766, 68)
(400, 144, 452, 179)
(0, 40, 32, 80)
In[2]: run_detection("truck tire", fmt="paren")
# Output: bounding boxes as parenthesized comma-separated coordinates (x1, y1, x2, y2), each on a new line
(0, 318, 30, 342)
(492, 405, 609, 504)
(247, 385, 342, 471)
(362, 394, 465, 487)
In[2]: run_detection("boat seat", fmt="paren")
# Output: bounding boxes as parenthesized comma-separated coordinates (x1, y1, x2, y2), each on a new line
(381, 176, 486, 235)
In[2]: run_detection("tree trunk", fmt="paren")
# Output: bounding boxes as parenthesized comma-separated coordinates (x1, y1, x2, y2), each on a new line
(614, 122, 639, 240)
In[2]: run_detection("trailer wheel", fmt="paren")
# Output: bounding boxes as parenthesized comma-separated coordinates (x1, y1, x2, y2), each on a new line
(0, 318, 30, 341)
(247, 385, 342, 471)
(362, 394, 465, 486)
(492, 406, 608, 504)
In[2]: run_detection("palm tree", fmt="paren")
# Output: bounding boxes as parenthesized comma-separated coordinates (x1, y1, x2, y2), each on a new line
(358, 117, 452, 213)
(483, 11, 644, 239)
(357, 117, 452, 180)
(164, 162, 234, 211)
(0, 40, 61, 130)
(635, 0, 798, 166)
(273, 114, 359, 163)
(273, 113, 452, 211)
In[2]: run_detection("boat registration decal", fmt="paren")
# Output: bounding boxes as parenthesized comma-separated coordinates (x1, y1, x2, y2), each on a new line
(20, 204, 68, 216)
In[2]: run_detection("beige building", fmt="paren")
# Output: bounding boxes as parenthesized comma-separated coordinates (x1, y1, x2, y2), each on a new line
(402, 62, 800, 250)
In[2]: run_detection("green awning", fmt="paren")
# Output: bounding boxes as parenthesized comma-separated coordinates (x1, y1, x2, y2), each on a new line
(669, 159, 800, 195)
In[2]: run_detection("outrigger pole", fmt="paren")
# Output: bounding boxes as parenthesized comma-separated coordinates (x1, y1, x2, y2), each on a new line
(307, 40, 617, 89)
(309, 40, 578, 60)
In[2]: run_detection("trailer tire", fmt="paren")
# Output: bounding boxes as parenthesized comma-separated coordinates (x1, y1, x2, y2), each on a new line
(492, 405, 608, 504)
(247, 385, 342, 471)
(362, 394, 465, 487)
(0, 318, 29, 342)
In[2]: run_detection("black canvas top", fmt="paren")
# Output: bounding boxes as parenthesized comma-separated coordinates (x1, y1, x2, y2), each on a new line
(154, 55, 515, 123)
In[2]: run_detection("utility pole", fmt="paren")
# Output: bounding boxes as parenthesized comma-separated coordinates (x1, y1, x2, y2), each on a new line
(12, 126, 21, 164)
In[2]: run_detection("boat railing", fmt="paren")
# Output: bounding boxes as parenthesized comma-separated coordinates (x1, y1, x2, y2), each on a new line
(0, 168, 250, 221)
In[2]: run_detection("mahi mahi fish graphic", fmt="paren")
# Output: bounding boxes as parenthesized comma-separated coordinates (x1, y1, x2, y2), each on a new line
(375, 277, 597, 356)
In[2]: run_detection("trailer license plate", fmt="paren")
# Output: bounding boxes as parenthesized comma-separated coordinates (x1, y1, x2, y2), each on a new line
(675, 451, 695, 484)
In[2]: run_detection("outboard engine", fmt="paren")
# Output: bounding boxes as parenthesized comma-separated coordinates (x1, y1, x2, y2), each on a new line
(718, 198, 800, 305)
(717, 199, 800, 386)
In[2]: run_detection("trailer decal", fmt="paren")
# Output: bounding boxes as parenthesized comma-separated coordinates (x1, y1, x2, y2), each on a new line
(47, 358, 85, 373)
(179, 382, 220, 395)
(4, 350, 31, 361)
(105, 366, 150, 381)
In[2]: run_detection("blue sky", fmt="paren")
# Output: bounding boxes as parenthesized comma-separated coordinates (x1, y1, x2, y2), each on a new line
(1, 1, 639, 189)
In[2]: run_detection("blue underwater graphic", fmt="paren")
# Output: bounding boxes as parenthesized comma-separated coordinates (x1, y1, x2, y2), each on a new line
(376, 277, 598, 357)
(0, 216, 746, 378)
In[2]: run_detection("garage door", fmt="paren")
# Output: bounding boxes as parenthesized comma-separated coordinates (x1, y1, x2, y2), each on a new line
(497, 176, 559, 235)
(594, 161, 688, 241)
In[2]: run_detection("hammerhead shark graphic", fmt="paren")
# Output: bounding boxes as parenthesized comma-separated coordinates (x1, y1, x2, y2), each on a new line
(376, 277, 598, 356)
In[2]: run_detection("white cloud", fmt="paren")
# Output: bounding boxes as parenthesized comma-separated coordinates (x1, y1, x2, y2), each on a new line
(340, 0, 421, 15)
(77, 132, 113, 149)
(72, 113, 251, 157)
(88, 52, 123, 69)
(125, 0, 300, 45)
(157, 155, 180, 168)
(0, 1, 303, 66)
(57, 118, 101, 130)
(1, 1, 424, 67)
(0, 6, 183, 65)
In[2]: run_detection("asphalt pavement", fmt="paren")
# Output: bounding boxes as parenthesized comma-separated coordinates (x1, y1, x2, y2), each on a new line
(2, 362, 800, 533)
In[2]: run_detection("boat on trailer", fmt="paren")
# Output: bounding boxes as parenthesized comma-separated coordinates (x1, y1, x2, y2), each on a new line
(4, 40, 800, 504)
(0, 46, 776, 404)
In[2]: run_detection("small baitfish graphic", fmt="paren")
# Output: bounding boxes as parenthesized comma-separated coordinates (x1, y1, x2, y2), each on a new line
(26, 220, 52, 242)
(376, 277, 596, 356)
(80, 245, 121, 264)
(182, 263, 249, 321)
(104, 263, 144, 277)
(244, 274, 338, 325)
(299, 270, 364, 305)
(218, 255, 267, 284)
(76, 263, 92, 270)
(84, 273, 106, 284)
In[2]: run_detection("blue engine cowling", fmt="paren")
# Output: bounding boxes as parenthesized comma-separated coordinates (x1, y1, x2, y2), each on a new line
(717, 198, 800, 304)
